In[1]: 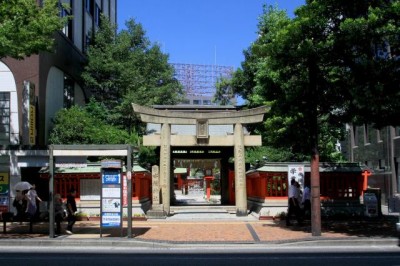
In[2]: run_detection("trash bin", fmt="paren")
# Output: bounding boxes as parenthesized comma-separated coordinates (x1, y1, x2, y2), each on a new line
(364, 192, 378, 217)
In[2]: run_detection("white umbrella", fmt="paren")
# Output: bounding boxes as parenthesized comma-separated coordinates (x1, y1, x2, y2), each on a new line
(14, 181, 32, 192)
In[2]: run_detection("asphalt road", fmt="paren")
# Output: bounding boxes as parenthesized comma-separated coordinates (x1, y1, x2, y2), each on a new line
(1, 246, 400, 266)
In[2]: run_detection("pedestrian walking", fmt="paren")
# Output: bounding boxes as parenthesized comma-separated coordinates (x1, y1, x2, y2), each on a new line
(26, 184, 42, 220)
(54, 194, 65, 235)
(286, 179, 302, 226)
(302, 182, 311, 219)
(66, 188, 77, 234)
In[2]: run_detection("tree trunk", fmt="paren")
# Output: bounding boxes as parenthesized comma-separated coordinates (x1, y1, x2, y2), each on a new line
(311, 147, 321, 236)
(308, 55, 321, 236)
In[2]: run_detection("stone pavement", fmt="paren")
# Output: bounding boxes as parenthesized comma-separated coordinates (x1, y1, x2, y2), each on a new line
(0, 212, 398, 247)
(0, 190, 399, 247)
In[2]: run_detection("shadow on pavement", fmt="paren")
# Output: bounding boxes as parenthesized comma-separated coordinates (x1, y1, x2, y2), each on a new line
(267, 214, 398, 238)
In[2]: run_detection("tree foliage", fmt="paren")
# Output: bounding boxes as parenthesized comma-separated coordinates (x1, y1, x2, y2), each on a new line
(51, 17, 180, 164)
(0, 0, 67, 59)
(48, 103, 137, 145)
(82, 16, 183, 133)
(213, 77, 234, 105)
(231, 1, 399, 162)
(49, 99, 157, 165)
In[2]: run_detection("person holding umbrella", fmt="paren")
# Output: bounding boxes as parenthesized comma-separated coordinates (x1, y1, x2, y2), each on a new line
(13, 182, 31, 224)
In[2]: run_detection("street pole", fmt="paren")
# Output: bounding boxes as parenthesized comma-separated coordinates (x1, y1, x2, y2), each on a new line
(127, 145, 132, 238)
(49, 145, 55, 238)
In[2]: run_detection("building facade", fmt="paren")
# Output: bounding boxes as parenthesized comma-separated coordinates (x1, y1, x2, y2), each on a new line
(0, 0, 117, 209)
(346, 125, 400, 203)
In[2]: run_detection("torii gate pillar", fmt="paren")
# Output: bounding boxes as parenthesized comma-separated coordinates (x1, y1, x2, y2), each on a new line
(160, 123, 171, 214)
(234, 123, 247, 216)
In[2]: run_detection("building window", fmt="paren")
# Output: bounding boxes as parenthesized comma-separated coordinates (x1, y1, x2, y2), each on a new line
(193, 100, 201, 105)
(181, 99, 190, 105)
(353, 125, 359, 147)
(60, 5, 72, 40)
(377, 129, 383, 142)
(0, 92, 10, 144)
(85, 0, 94, 16)
(63, 75, 74, 108)
(95, 4, 102, 27)
(379, 159, 386, 170)
(203, 100, 212, 105)
(85, 34, 91, 52)
(364, 124, 372, 144)
(396, 126, 400, 137)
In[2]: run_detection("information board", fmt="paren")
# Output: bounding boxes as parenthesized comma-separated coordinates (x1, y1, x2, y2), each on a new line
(100, 166, 122, 234)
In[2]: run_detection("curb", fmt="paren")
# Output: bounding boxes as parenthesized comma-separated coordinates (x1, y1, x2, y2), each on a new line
(0, 236, 397, 249)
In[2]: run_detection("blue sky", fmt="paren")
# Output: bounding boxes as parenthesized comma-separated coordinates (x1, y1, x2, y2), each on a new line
(117, 1, 305, 69)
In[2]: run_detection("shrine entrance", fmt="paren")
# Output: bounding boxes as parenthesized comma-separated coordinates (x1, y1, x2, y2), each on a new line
(171, 147, 232, 207)
(132, 104, 268, 217)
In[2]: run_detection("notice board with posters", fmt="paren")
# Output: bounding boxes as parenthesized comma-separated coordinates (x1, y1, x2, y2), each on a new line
(100, 160, 122, 237)
(0, 172, 9, 213)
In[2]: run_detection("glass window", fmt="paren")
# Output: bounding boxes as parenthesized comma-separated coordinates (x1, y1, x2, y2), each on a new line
(181, 99, 190, 104)
(60, 6, 72, 40)
(0, 92, 10, 143)
(377, 129, 382, 142)
(85, 34, 91, 53)
(203, 100, 211, 105)
(193, 100, 201, 105)
(85, 0, 94, 15)
(63, 75, 74, 108)
(365, 124, 372, 144)
(379, 159, 386, 170)
(353, 125, 359, 147)
(95, 4, 102, 27)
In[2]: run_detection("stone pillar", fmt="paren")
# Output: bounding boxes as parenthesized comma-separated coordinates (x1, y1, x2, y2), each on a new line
(146, 165, 166, 218)
(234, 123, 247, 216)
(160, 123, 171, 215)
(152, 165, 161, 205)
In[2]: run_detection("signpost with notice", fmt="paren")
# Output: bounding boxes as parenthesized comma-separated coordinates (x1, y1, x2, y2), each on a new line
(100, 160, 123, 237)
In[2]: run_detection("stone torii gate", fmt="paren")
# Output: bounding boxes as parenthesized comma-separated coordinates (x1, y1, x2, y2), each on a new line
(132, 104, 269, 216)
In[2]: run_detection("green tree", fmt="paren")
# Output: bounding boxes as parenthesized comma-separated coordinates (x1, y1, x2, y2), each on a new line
(232, 1, 399, 235)
(336, 1, 400, 127)
(82, 17, 183, 132)
(48, 105, 136, 145)
(245, 146, 301, 165)
(49, 100, 155, 165)
(0, 0, 67, 59)
(213, 77, 234, 105)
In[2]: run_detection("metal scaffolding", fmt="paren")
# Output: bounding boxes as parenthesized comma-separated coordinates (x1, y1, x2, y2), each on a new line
(172, 63, 234, 97)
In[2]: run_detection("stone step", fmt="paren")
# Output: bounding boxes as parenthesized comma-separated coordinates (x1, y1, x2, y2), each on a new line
(170, 205, 236, 213)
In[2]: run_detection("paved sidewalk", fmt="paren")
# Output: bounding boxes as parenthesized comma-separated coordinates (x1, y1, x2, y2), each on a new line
(0, 191, 398, 247)
(0, 214, 398, 247)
